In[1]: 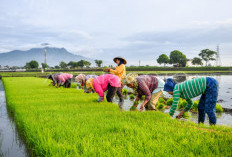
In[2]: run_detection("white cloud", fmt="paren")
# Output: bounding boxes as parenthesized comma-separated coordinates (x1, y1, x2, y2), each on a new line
(0, 0, 232, 66)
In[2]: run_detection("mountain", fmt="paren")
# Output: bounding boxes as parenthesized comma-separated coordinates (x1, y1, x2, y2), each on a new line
(0, 47, 96, 67)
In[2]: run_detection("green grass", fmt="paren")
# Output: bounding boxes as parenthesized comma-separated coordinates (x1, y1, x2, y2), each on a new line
(3, 77, 232, 156)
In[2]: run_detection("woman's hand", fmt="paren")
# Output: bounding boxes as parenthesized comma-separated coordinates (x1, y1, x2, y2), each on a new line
(176, 110, 185, 119)
(140, 99, 149, 111)
(98, 96, 104, 102)
(104, 68, 110, 72)
(140, 104, 145, 111)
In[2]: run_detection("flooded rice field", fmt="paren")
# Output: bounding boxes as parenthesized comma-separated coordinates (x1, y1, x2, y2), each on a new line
(0, 80, 29, 157)
(113, 74, 232, 126)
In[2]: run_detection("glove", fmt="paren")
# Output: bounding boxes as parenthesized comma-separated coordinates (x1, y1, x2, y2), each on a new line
(98, 96, 104, 102)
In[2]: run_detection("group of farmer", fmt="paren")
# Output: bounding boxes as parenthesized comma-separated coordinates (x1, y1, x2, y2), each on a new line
(48, 56, 219, 125)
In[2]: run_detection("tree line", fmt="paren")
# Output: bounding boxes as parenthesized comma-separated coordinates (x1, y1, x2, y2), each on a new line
(24, 60, 103, 69)
(157, 49, 217, 67)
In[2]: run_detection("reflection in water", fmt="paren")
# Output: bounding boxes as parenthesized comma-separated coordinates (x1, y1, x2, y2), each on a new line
(0, 80, 29, 157)
(114, 74, 232, 126)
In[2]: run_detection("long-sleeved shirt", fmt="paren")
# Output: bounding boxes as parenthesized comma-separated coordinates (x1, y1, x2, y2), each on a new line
(110, 64, 126, 80)
(54, 73, 73, 84)
(137, 75, 158, 101)
(152, 77, 165, 94)
(169, 77, 207, 116)
(93, 74, 121, 99)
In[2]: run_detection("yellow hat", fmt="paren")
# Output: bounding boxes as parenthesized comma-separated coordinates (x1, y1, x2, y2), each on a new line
(122, 73, 138, 85)
(86, 78, 94, 90)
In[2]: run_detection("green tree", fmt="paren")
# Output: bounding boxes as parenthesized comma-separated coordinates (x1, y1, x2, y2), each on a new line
(41, 63, 49, 69)
(54, 65, 60, 69)
(77, 60, 85, 68)
(95, 60, 103, 67)
(169, 50, 187, 67)
(192, 57, 203, 66)
(157, 54, 169, 67)
(59, 61, 68, 69)
(84, 60, 91, 68)
(68, 61, 78, 69)
(25, 60, 39, 69)
(198, 49, 216, 66)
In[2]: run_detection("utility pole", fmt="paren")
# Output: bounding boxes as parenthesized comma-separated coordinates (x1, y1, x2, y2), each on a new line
(44, 48, 47, 64)
(215, 44, 222, 67)
(41, 43, 49, 65)
(139, 60, 140, 67)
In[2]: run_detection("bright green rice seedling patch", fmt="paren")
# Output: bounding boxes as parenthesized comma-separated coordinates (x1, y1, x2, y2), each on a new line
(182, 112, 191, 119)
(158, 97, 166, 104)
(178, 99, 188, 110)
(216, 103, 224, 112)
(122, 89, 128, 95)
(129, 94, 135, 100)
(141, 95, 145, 100)
(156, 102, 165, 110)
(70, 83, 78, 88)
(3, 77, 232, 156)
(166, 98, 173, 106)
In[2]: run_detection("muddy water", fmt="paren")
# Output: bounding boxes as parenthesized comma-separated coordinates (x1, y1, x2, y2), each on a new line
(0, 80, 29, 157)
(113, 74, 232, 126)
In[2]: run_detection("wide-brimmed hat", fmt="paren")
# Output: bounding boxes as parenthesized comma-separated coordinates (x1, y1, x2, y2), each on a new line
(113, 56, 127, 64)
(86, 78, 95, 90)
(122, 73, 138, 85)
(75, 74, 86, 83)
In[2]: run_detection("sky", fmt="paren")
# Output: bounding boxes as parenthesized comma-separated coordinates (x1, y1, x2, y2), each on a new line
(0, 0, 232, 66)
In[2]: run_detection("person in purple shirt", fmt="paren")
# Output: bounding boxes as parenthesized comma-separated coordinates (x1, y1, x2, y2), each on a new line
(75, 74, 98, 93)
(123, 74, 165, 111)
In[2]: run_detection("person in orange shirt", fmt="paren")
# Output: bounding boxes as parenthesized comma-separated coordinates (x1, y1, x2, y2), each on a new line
(104, 56, 127, 102)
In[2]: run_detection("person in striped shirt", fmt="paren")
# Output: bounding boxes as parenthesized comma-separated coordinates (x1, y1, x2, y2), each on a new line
(164, 77, 218, 125)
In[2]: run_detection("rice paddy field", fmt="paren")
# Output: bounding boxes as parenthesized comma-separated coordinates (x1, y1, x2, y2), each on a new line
(2, 77, 232, 156)
(0, 70, 232, 78)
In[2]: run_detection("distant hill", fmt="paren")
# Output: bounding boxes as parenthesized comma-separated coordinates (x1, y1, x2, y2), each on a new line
(0, 47, 96, 67)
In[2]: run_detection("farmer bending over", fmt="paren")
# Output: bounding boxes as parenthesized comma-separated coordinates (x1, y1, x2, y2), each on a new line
(48, 73, 73, 88)
(164, 77, 218, 125)
(123, 74, 165, 111)
(85, 74, 121, 102)
(104, 56, 126, 102)
(75, 74, 97, 92)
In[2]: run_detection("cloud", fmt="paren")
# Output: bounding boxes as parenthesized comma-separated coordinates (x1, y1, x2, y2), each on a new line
(0, 0, 232, 66)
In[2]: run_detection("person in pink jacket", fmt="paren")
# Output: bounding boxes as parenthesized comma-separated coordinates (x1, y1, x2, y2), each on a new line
(48, 73, 73, 88)
(86, 74, 121, 102)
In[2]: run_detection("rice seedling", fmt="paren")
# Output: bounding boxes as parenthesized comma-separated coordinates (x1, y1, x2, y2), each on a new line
(216, 103, 224, 112)
(2, 77, 232, 157)
(122, 89, 128, 95)
(178, 100, 188, 109)
(141, 95, 145, 100)
(130, 101, 139, 111)
(182, 112, 191, 119)
(158, 97, 166, 104)
(70, 83, 77, 88)
(166, 98, 173, 106)
(129, 94, 135, 100)
(192, 101, 199, 112)
(156, 102, 165, 110)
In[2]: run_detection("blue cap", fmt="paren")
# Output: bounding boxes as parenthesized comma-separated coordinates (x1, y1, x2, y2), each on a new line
(164, 78, 176, 92)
